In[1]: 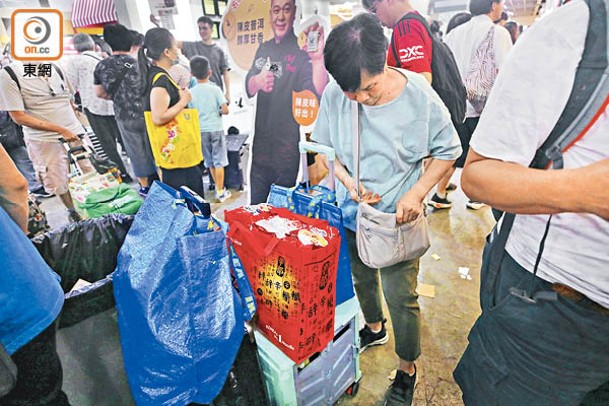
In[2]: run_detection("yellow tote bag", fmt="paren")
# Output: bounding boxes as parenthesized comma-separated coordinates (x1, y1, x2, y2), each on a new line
(144, 73, 203, 169)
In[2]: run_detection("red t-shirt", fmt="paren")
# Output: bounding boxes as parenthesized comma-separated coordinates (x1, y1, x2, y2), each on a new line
(387, 13, 432, 74)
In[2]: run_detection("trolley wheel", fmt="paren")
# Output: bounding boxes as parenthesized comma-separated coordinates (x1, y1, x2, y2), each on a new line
(346, 381, 360, 397)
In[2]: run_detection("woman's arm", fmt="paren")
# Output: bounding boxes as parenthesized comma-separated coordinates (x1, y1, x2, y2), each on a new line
(318, 154, 380, 204)
(150, 87, 191, 126)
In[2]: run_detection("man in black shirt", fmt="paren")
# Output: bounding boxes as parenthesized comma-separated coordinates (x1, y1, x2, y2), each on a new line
(93, 24, 157, 193)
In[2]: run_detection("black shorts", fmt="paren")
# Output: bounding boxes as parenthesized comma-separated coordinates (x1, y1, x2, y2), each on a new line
(161, 165, 204, 198)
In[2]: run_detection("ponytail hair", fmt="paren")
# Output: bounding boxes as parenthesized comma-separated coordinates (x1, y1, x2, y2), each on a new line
(138, 27, 175, 96)
(137, 44, 152, 97)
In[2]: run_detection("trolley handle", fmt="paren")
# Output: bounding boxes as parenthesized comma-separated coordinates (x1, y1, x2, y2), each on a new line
(299, 141, 335, 161)
(58, 133, 86, 143)
(299, 141, 336, 192)
(61, 134, 90, 161)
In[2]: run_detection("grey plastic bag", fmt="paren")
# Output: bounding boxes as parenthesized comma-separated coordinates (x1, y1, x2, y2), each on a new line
(0, 343, 17, 397)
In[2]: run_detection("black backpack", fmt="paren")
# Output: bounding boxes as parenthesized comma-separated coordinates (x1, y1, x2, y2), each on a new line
(390, 13, 467, 125)
(0, 110, 24, 151)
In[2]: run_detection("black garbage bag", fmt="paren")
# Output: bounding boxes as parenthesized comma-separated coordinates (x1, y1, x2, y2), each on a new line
(31, 214, 134, 328)
(189, 333, 269, 406)
(212, 334, 268, 406)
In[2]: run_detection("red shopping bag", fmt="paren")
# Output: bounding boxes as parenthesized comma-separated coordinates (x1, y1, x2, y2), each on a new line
(226, 205, 340, 364)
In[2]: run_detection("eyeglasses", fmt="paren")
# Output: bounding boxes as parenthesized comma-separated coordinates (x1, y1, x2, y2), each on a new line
(365, 0, 381, 13)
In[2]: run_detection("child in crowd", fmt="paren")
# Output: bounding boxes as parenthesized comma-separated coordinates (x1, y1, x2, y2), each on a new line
(189, 56, 231, 202)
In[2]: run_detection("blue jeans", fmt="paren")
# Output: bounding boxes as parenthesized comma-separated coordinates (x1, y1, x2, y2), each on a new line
(454, 237, 609, 406)
(7, 146, 43, 191)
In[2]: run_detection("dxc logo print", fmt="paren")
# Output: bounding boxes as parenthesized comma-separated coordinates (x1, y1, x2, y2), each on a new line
(399, 45, 425, 63)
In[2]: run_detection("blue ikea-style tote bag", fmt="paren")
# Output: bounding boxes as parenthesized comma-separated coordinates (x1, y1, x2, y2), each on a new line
(113, 182, 255, 405)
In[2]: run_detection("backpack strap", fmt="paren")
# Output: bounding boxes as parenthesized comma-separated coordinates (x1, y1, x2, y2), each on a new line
(487, 0, 608, 301)
(531, 0, 609, 171)
(390, 35, 402, 68)
(3, 64, 66, 90)
(3, 66, 20, 90)
(391, 13, 432, 70)
(51, 63, 65, 82)
(400, 12, 432, 37)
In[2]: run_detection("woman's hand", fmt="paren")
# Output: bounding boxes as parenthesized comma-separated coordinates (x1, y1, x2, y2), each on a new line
(179, 88, 192, 107)
(344, 177, 381, 205)
(396, 191, 424, 224)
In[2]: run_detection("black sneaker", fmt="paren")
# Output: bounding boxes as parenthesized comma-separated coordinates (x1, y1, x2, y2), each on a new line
(359, 319, 388, 352)
(138, 186, 150, 198)
(30, 187, 54, 199)
(383, 368, 416, 406)
(428, 193, 452, 209)
(466, 200, 485, 210)
(67, 210, 82, 223)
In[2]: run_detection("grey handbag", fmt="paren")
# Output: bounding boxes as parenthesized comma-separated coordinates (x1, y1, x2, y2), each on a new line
(351, 101, 430, 269)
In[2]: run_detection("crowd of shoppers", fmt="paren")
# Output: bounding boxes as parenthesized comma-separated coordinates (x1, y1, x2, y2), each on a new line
(1, 1, 607, 405)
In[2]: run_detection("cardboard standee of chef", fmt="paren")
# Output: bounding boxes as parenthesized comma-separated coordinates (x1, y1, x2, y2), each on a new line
(221, 0, 330, 205)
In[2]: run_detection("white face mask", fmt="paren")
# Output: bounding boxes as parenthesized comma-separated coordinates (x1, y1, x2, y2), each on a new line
(171, 48, 182, 65)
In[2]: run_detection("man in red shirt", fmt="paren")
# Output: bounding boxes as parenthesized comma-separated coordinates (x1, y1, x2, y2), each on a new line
(364, 0, 432, 83)
(364, 0, 458, 209)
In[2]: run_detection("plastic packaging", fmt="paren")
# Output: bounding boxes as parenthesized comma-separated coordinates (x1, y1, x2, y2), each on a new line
(31, 214, 134, 328)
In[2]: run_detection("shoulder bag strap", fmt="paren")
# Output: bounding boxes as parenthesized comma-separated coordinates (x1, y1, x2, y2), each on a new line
(152, 71, 180, 89)
(83, 53, 102, 62)
(107, 62, 133, 98)
(351, 100, 360, 199)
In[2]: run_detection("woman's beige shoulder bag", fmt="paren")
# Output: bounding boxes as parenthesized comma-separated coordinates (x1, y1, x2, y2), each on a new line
(352, 101, 430, 269)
